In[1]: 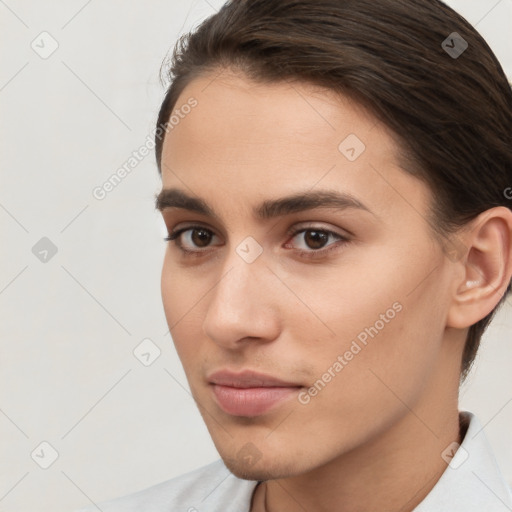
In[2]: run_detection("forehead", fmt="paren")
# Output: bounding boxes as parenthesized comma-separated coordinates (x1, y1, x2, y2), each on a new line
(165, 68, 381, 156)
(160, 68, 431, 224)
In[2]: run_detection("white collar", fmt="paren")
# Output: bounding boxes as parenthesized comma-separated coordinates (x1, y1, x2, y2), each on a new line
(414, 410, 512, 511)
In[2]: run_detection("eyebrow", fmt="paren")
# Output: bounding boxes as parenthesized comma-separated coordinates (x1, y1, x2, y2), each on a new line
(154, 187, 373, 220)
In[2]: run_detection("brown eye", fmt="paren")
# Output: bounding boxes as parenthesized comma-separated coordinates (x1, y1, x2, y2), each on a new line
(302, 230, 329, 250)
(287, 228, 345, 251)
(189, 228, 213, 247)
(164, 224, 350, 260)
(165, 225, 219, 253)
(285, 227, 350, 259)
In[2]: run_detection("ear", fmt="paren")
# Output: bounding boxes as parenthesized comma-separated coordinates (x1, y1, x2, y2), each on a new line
(446, 206, 512, 329)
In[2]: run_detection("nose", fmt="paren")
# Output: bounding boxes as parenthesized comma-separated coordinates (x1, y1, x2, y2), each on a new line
(202, 251, 281, 350)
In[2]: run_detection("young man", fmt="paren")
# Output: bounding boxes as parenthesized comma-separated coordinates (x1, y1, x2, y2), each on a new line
(76, 0, 512, 510)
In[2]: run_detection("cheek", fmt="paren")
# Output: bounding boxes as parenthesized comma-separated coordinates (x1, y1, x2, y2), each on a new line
(160, 255, 219, 378)
(275, 248, 408, 354)
(161, 253, 204, 322)
(160, 256, 198, 357)
(285, 301, 446, 456)
(288, 247, 448, 404)
(160, 256, 177, 327)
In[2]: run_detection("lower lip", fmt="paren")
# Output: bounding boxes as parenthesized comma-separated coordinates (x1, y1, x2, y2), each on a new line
(211, 384, 300, 417)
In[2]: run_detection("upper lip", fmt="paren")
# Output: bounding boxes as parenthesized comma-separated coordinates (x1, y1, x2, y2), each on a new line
(208, 369, 301, 388)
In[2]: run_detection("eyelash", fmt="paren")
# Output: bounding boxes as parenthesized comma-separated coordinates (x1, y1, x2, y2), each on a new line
(164, 224, 349, 259)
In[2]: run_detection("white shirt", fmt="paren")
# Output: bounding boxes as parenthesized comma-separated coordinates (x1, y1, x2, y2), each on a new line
(74, 411, 512, 511)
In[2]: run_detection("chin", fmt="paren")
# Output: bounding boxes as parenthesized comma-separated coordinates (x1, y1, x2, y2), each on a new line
(224, 462, 272, 481)
(220, 450, 309, 481)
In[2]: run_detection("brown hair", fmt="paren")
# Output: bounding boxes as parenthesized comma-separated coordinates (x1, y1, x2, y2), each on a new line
(154, 0, 512, 382)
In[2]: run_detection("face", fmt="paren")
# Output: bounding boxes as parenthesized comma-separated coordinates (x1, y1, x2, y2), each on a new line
(158, 69, 458, 481)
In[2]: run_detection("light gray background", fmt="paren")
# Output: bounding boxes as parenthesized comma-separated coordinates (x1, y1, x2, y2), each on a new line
(0, 1, 511, 511)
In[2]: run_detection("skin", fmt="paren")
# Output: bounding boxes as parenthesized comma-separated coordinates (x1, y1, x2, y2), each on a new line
(157, 68, 512, 512)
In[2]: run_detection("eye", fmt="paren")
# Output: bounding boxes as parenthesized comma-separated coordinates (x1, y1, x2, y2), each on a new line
(164, 224, 350, 259)
(164, 225, 219, 255)
(284, 226, 349, 259)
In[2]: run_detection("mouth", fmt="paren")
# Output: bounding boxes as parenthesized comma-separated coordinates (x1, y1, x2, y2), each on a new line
(208, 369, 302, 417)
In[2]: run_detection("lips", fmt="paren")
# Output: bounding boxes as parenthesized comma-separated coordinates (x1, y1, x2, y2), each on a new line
(208, 370, 302, 417)
(208, 369, 301, 388)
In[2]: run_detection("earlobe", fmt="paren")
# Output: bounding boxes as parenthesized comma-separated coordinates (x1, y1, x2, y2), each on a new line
(446, 207, 512, 329)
